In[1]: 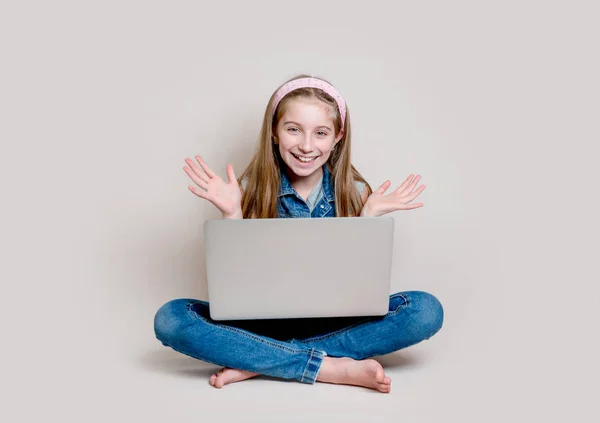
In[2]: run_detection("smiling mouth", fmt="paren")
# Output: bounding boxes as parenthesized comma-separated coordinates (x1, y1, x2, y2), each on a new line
(292, 153, 319, 163)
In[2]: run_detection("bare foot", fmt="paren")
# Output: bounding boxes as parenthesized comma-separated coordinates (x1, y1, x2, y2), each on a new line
(316, 357, 391, 393)
(209, 367, 259, 389)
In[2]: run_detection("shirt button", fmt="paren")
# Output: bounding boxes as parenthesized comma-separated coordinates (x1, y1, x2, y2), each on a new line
(320, 205, 324, 208)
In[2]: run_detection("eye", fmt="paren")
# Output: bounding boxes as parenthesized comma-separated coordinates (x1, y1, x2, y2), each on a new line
(287, 127, 299, 133)
(317, 131, 328, 136)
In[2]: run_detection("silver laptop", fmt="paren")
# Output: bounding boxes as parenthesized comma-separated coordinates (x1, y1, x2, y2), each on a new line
(204, 216, 395, 320)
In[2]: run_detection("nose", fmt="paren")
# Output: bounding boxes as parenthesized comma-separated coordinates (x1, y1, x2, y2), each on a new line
(298, 134, 315, 153)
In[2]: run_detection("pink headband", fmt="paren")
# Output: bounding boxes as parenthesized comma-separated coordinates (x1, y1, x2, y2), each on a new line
(271, 77, 347, 125)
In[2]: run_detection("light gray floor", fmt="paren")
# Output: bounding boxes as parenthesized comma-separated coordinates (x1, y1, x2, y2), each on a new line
(34, 292, 596, 423)
(40, 275, 593, 423)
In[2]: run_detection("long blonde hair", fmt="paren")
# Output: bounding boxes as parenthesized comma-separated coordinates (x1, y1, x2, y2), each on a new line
(238, 74, 372, 218)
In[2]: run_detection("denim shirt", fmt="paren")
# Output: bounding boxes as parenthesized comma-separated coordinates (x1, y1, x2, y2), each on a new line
(277, 165, 336, 218)
(241, 165, 366, 219)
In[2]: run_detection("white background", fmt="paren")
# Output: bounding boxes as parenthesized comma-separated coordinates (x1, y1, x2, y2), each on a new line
(1, 1, 598, 421)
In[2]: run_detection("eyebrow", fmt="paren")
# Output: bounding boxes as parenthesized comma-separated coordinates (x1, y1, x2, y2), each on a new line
(282, 121, 332, 131)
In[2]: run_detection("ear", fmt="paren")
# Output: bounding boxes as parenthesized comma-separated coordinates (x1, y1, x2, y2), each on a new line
(334, 130, 344, 144)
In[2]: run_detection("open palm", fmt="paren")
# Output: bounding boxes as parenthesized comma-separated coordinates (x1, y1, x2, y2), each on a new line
(361, 174, 426, 217)
(183, 155, 242, 218)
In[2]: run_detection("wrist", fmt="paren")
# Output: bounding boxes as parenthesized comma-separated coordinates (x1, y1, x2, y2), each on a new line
(360, 204, 377, 217)
(222, 209, 243, 220)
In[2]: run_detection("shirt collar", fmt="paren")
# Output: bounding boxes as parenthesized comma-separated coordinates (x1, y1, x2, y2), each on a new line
(279, 164, 335, 202)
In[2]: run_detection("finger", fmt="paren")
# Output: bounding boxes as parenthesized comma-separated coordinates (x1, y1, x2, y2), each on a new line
(404, 184, 426, 202)
(375, 180, 392, 195)
(195, 155, 216, 179)
(406, 175, 421, 193)
(399, 202, 424, 210)
(185, 158, 209, 183)
(183, 165, 209, 190)
(226, 163, 237, 184)
(395, 174, 415, 194)
(188, 185, 210, 199)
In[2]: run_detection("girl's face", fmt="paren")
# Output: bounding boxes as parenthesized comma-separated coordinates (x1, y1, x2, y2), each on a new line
(275, 97, 342, 180)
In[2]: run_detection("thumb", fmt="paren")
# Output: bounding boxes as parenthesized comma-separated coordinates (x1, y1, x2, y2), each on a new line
(375, 180, 391, 195)
(226, 164, 237, 183)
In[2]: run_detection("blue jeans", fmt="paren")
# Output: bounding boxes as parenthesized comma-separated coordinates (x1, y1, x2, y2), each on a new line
(154, 291, 443, 384)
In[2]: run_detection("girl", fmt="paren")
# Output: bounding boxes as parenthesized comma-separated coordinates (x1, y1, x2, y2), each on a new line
(154, 75, 444, 393)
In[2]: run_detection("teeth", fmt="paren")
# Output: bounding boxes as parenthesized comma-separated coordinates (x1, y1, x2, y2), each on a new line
(294, 154, 317, 162)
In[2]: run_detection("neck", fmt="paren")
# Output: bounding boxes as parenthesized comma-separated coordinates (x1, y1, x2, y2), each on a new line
(286, 166, 324, 194)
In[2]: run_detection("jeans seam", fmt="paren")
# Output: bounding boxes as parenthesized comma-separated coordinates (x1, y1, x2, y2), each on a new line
(388, 293, 411, 316)
(300, 348, 323, 384)
(301, 348, 315, 383)
(186, 303, 306, 355)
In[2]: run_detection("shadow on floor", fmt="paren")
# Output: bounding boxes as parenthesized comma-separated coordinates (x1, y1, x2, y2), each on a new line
(138, 348, 218, 379)
(138, 345, 423, 381)
(374, 351, 423, 369)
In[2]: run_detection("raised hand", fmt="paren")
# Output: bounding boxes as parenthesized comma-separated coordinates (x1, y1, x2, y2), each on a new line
(183, 155, 242, 219)
(361, 174, 426, 217)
